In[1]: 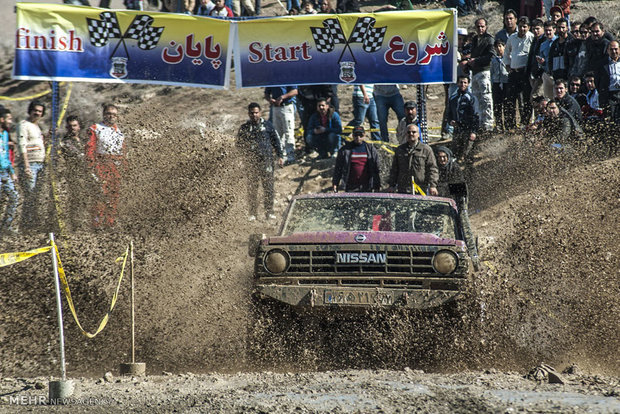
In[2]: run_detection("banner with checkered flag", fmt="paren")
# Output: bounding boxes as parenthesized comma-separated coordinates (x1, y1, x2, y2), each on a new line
(311, 18, 346, 53)
(86, 11, 122, 47)
(348, 17, 387, 53)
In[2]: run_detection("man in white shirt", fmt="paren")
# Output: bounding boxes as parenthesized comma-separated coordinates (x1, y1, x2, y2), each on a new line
(503, 16, 535, 130)
(17, 100, 46, 232)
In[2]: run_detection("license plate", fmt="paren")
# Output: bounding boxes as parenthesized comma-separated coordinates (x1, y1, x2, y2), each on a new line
(323, 290, 395, 306)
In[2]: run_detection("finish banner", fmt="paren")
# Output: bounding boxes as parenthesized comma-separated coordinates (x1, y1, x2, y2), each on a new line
(234, 10, 456, 87)
(14, 3, 233, 88)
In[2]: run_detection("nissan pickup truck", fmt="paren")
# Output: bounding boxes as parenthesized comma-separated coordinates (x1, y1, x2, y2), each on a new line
(248, 192, 475, 310)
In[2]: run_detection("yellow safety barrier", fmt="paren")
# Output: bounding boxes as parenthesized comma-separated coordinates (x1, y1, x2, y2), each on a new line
(1, 240, 129, 338)
(52, 240, 128, 338)
(0, 82, 66, 101)
(0, 246, 52, 267)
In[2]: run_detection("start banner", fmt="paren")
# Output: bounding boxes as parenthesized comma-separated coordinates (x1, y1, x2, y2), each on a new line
(14, 3, 233, 88)
(234, 10, 456, 87)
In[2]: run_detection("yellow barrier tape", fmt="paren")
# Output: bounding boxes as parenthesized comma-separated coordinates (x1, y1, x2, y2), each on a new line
(0, 82, 66, 101)
(56, 83, 72, 129)
(52, 241, 129, 338)
(0, 246, 52, 267)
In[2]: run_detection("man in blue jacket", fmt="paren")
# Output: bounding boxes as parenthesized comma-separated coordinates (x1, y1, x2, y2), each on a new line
(0, 108, 19, 235)
(307, 98, 342, 159)
(332, 126, 380, 193)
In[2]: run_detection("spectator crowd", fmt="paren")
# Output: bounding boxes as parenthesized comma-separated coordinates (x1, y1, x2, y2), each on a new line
(2, 0, 618, 236)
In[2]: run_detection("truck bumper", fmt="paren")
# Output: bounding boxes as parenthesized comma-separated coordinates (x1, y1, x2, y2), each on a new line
(255, 284, 463, 309)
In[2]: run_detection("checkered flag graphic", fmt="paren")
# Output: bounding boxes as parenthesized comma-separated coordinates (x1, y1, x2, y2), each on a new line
(86, 12, 122, 47)
(137, 25, 165, 50)
(124, 15, 164, 50)
(362, 25, 387, 52)
(348, 17, 387, 53)
(311, 18, 346, 53)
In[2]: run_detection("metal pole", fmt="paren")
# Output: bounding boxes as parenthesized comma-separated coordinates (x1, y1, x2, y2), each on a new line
(130, 241, 135, 364)
(49, 233, 67, 381)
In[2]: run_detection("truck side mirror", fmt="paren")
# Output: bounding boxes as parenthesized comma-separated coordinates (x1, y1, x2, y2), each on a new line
(248, 233, 266, 257)
(449, 182, 468, 199)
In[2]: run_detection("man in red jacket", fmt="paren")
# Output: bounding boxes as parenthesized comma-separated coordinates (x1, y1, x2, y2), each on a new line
(86, 104, 126, 229)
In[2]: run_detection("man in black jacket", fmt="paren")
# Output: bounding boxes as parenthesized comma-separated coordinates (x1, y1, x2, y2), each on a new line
(462, 18, 495, 131)
(332, 126, 380, 192)
(237, 102, 284, 221)
(554, 79, 583, 124)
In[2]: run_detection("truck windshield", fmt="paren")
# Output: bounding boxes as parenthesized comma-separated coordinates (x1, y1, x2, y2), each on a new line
(283, 197, 458, 239)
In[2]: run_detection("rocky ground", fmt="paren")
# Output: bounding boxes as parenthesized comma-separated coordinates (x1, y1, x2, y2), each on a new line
(1, 0, 619, 412)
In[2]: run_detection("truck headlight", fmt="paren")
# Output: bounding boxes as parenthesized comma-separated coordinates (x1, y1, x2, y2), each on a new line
(432, 250, 457, 274)
(263, 249, 290, 274)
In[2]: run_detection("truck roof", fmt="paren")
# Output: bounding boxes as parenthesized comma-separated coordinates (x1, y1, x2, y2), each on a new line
(292, 192, 458, 209)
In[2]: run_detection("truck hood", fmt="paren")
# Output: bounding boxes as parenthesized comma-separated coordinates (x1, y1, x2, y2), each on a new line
(265, 231, 464, 246)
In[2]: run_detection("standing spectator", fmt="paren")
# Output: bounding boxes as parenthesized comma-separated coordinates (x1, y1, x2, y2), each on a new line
(504, 16, 535, 129)
(582, 71, 605, 132)
(548, 18, 573, 82)
(301, 0, 317, 13)
(568, 76, 587, 107)
(196, 0, 215, 14)
(434, 146, 464, 199)
(521, 0, 543, 20)
(265, 85, 298, 164)
(462, 18, 495, 132)
(335, 0, 358, 13)
(348, 85, 380, 142)
(210, 0, 234, 16)
(554, 79, 582, 123)
(567, 23, 589, 79)
(236, 102, 283, 221)
(595, 41, 620, 145)
(319, 0, 335, 13)
(307, 98, 342, 159)
(447, 76, 479, 164)
(373, 84, 405, 142)
(0, 108, 18, 236)
(17, 100, 46, 232)
(539, 20, 557, 98)
(332, 126, 380, 193)
(86, 104, 126, 229)
(59, 115, 87, 230)
(396, 101, 419, 145)
(554, 0, 571, 26)
(387, 124, 439, 196)
(287, 0, 301, 13)
(526, 19, 545, 99)
(585, 22, 611, 73)
(163, 0, 195, 13)
(495, 9, 518, 44)
(491, 39, 509, 132)
(549, 6, 563, 26)
(233, 0, 255, 15)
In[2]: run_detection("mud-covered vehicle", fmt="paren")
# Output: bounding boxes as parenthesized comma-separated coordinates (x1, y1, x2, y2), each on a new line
(249, 192, 477, 310)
